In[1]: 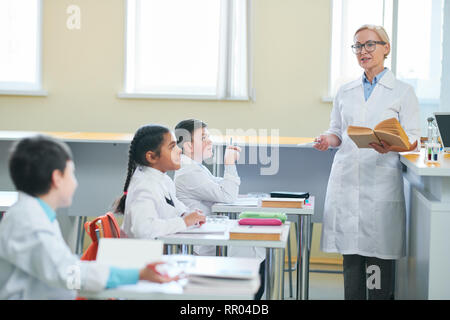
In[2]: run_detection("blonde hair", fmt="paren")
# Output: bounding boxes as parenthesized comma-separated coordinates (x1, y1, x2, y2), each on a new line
(354, 24, 390, 59)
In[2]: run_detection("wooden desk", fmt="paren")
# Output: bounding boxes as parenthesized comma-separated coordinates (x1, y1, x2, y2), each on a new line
(158, 220, 290, 300)
(80, 255, 260, 300)
(212, 197, 315, 301)
(396, 149, 450, 299)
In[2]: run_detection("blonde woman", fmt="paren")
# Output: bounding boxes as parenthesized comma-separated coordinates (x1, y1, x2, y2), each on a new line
(314, 25, 420, 300)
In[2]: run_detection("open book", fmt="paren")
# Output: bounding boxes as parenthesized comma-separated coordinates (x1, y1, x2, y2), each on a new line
(347, 117, 410, 149)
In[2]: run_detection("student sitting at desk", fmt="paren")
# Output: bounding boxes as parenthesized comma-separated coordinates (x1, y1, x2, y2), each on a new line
(0, 135, 177, 299)
(114, 124, 205, 239)
(174, 119, 265, 299)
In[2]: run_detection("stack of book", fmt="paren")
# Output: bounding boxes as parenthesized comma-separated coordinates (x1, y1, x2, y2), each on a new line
(260, 197, 305, 208)
(229, 224, 284, 241)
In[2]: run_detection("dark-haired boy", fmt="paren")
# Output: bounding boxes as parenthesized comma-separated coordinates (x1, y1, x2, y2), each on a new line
(0, 135, 176, 299)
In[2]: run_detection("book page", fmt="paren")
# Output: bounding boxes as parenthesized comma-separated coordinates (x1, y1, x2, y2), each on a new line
(347, 126, 380, 148)
(373, 130, 410, 149)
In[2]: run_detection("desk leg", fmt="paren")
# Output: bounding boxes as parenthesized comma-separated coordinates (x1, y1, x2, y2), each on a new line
(265, 248, 271, 300)
(298, 215, 311, 300)
(265, 248, 284, 300)
(75, 216, 87, 256)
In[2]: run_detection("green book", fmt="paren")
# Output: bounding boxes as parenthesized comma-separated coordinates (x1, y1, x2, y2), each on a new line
(239, 212, 287, 224)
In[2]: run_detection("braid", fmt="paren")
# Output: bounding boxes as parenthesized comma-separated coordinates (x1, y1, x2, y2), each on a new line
(113, 124, 169, 214)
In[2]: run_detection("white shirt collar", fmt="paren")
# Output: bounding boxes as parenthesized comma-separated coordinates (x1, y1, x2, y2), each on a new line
(180, 154, 203, 167)
(138, 165, 166, 179)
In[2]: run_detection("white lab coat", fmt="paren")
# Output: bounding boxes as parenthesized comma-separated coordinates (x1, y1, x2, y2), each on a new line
(122, 165, 188, 239)
(320, 70, 420, 259)
(174, 155, 265, 262)
(0, 192, 109, 299)
(174, 154, 241, 216)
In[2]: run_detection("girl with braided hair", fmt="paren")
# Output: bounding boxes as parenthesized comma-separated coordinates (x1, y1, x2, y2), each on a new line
(114, 124, 205, 239)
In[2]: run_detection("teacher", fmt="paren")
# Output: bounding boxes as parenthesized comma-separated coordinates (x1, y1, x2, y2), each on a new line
(314, 25, 420, 300)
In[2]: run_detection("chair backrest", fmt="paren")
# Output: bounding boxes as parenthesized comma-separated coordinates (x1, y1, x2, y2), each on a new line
(80, 212, 122, 261)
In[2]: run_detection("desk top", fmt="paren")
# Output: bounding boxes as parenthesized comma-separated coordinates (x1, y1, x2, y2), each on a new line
(158, 220, 290, 248)
(0, 130, 314, 147)
(0, 191, 18, 211)
(80, 286, 254, 300)
(80, 255, 258, 300)
(400, 149, 450, 177)
(212, 196, 315, 215)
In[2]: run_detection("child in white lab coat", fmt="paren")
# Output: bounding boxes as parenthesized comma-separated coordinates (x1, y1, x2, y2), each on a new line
(0, 135, 176, 299)
(114, 124, 205, 239)
(173, 119, 265, 299)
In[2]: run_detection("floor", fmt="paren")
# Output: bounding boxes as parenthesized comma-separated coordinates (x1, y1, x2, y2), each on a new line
(279, 263, 344, 300)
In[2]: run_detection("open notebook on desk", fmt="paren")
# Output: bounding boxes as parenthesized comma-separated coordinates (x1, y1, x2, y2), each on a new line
(176, 222, 228, 234)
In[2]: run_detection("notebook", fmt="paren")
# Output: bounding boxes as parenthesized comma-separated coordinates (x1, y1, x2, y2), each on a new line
(176, 222, 228, 234)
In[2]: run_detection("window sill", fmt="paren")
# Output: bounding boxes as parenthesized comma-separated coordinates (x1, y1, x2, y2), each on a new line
(117, 92, 251, 102)
(0, 89, 48, 97)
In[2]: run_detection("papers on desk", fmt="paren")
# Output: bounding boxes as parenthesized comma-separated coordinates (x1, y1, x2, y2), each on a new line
(176, 222, 228, 234)
(114, 279, 186, 294)
(185, 276, 260, 295)
(185, 256, 259, 279)
(183, 256, 261, 295)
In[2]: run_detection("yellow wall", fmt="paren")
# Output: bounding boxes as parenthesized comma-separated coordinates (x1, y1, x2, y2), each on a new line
(0, 0, 333, 137)
(1, 0, 340, 264)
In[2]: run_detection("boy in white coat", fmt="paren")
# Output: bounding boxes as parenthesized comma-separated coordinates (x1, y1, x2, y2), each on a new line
(0, 135, 177, 299)
(174, 119, 265, 299)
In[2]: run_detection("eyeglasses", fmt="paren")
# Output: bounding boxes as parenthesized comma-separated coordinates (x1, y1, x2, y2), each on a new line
(351, 40, 386, 54)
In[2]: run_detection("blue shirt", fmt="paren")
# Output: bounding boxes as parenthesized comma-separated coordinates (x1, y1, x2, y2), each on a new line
(36, 197, 140, 289)
(363, 68, 388, 101)
(36, 198, 56, 222)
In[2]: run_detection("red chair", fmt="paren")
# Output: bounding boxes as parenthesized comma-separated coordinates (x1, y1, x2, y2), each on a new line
(77, 212, 123, 300)
(81, 212, 123, 261)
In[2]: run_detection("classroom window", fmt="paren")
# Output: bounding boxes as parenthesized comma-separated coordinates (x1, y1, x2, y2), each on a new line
(328, 0, 443, 104)
(0, 0, 43, 94)
(122, 0, 251, 100)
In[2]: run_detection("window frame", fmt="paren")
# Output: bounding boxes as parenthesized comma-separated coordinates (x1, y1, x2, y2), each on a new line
(119, 0, 254, 101)
(0, 0, 46, 96)
(324, 0, 442, 106)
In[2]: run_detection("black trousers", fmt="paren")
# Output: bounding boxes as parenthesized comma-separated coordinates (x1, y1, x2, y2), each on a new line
(342, 254, 395, 300)
(254, 260, 265, 300)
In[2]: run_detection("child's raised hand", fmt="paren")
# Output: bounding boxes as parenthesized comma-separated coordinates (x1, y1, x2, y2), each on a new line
(183, 210, 206, 227)
(224, 145, 241, 165)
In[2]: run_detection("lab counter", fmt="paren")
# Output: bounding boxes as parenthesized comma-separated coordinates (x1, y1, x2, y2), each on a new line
(396, 150, 450, 299)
